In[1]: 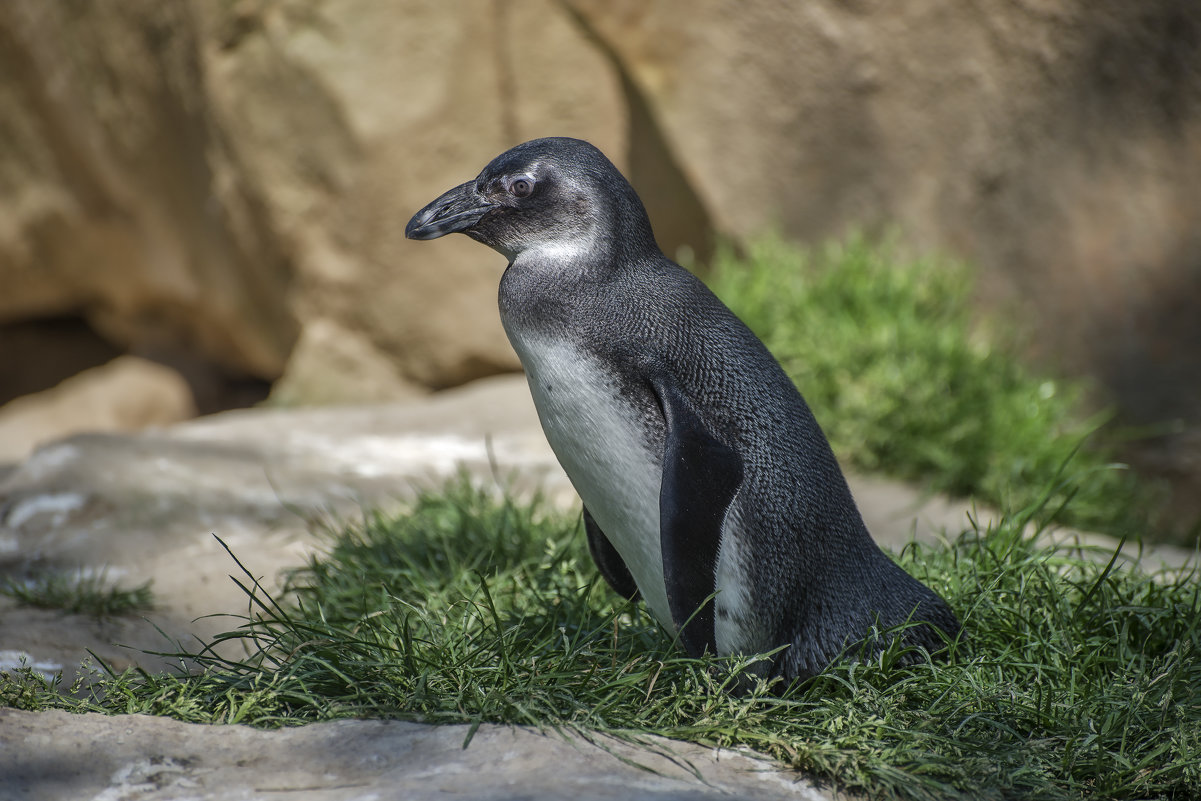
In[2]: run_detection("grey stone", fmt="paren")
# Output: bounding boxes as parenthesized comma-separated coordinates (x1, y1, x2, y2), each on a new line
(0, 709, 835, 801)
(0, 375, 569, 682)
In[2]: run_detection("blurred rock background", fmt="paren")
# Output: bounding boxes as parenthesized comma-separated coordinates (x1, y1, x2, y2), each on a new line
(0, 0, 1198, 522)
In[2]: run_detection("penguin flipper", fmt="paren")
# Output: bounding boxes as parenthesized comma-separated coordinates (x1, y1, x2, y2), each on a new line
(652, 376, 744, 658)
(583, 506, 640, 600)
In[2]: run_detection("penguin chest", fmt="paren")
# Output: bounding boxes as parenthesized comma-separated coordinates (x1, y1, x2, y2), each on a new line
(508, 335, 674, 631)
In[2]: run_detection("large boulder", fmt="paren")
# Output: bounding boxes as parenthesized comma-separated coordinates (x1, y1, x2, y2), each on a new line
(0, 1, 297, 382)
(565, 0, 1201, 522)
(567, 0, 1201, 389)
(0, 0, 626, 419)
(197, 0, 627, 392)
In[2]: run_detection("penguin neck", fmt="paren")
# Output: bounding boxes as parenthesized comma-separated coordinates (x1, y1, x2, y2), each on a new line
(511, 219, 659, 280)
(509, 232, 658, 285)
(512, 235, 598, 270)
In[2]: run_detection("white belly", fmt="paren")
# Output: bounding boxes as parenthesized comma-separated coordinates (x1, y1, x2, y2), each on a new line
(507, 334, 674, 631)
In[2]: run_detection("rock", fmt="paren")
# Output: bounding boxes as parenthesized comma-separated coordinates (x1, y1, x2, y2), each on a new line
(0, 709, 830, 801)
(229, 0, 624, 391)
(0, 375, 570, 678)
(0, 0, 626, 407)
(0, 373, 969, 690)
(266, 318, 430, 407)
(0, 318, 123, 408)
(0, 356, 197, 464)
(0, 375, 973, 666)
(567, 1, 1201, 381)
(0, 604, 186, 688)
(565, 0, 1201, 509)
(0, 1, 298, 380)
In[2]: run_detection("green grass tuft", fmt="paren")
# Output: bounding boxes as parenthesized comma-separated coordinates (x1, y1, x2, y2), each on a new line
(4, 478, 1198, 799)
(0, 569, 153, 618)
(707, 233, 1153, 538)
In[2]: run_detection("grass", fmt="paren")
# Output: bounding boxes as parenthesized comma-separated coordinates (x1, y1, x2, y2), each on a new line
(3, 477, 1199, 800)
(0, 569, 153, 618)
(706, 234, 1154, 538)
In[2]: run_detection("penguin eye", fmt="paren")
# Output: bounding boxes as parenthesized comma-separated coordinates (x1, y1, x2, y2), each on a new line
(508, 176, 535, 198)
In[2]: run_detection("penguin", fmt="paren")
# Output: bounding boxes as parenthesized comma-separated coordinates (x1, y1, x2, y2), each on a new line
(406, 137, 959, 682)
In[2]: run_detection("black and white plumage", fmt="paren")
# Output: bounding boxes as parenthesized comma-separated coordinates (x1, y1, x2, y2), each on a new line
(406, 137, 959, 682)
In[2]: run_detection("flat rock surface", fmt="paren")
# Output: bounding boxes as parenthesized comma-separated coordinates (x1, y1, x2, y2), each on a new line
(0, 375, 566, 681)
(0, 709, 832, 801)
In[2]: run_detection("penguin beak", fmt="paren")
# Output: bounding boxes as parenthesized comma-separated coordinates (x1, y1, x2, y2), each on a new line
(405, 181, 494, 240)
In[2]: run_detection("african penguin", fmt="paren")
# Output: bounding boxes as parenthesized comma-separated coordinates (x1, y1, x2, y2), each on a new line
(406, 137, 959, 682)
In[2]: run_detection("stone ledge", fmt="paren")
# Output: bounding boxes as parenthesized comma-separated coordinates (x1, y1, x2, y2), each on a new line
(0, 709, 837, 801)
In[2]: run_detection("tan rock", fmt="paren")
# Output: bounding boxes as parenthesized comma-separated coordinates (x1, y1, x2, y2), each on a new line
(567, 0, 1201, 519)
(0, 0, 626, 407)
(0, 1, 298, 379)
(197, 0, 627, 391)
(0, 318, 122, 407)
(0, 356, 196, 463)
(267, 318, 429, 406)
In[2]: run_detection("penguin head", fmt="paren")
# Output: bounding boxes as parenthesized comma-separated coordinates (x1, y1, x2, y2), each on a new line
(406, 137, 657, 264)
